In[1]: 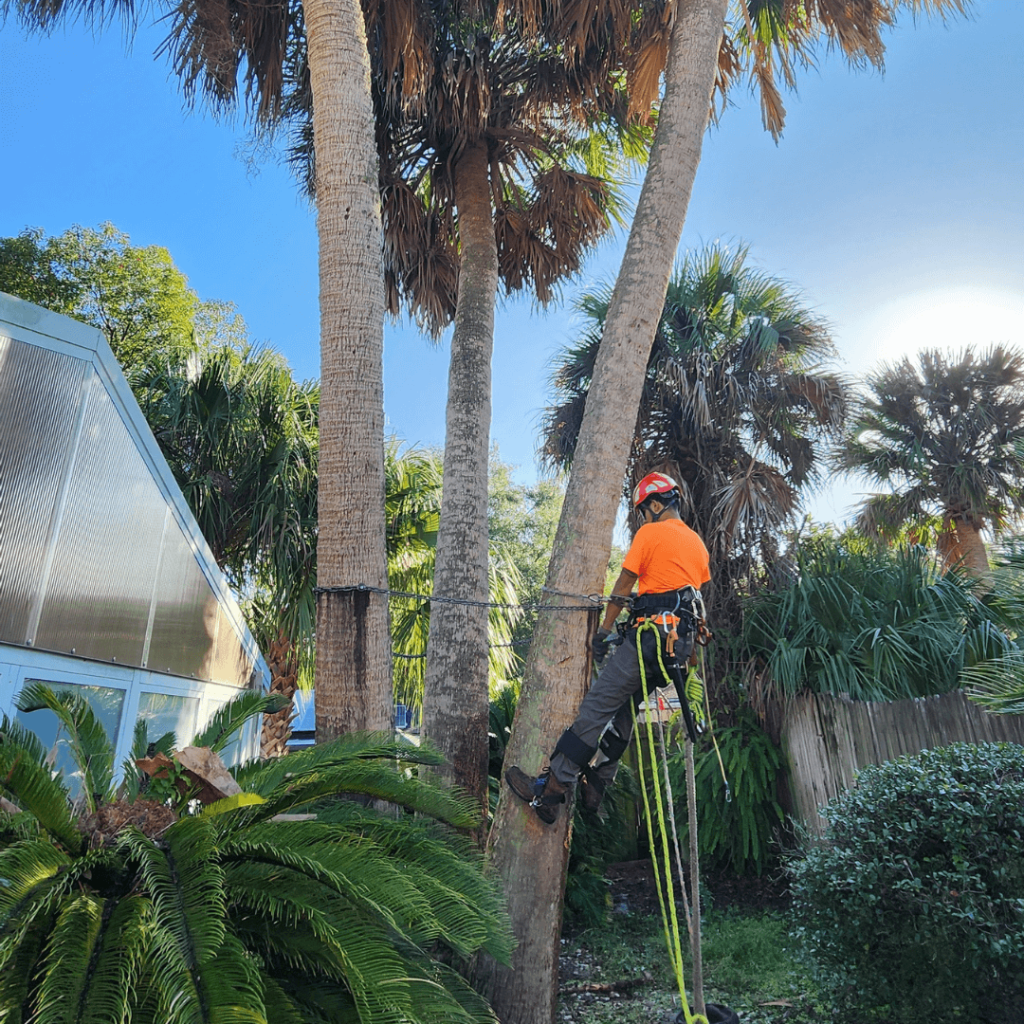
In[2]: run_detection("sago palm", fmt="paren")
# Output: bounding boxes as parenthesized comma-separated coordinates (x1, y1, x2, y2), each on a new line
(838, 344, 1024, 577)
(0, 684, 512, 1023)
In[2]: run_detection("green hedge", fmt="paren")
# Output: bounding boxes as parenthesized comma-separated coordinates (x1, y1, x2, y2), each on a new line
(790, 742, 1024, 1022)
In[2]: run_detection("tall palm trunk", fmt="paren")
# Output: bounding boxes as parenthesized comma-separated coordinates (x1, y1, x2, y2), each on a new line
(480, 2, 729, 1021)
(422, 139, 496, 819)
(306, 0, 392, 739)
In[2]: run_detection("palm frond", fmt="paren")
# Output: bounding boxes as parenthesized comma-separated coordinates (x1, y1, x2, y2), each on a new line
(0, 715, 80, 852)
(15, 684, 115, 814)
(192, 691, 289, 754)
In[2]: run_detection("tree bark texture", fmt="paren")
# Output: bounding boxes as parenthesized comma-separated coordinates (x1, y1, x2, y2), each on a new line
(260, 633, 298, 758)
(422, 140, 496, 821)
(307, 0, 392, 740)
(481, 2, 729, 1021)
(938, 514, 991, 579)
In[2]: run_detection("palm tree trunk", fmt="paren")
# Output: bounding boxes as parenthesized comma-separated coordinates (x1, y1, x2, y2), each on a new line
(306, 0, 392, 739)
(260, 633, 298, 758)
(939, 513, 991, 578)
(422, 139, 496, 820)
(480, 1, 728, 1020)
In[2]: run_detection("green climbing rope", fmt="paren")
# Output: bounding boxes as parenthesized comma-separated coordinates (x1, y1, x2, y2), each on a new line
(631, 621, 709, 1024)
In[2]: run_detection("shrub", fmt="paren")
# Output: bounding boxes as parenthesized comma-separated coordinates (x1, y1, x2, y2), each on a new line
(664, 707, 786, 876)
(789, 742, 1024, 1022)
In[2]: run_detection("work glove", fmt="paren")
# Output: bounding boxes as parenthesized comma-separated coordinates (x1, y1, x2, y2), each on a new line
(590, 628, 614, 664)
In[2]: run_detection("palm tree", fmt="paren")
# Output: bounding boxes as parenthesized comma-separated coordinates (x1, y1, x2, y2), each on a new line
(7, 0, 393, 742)
(248, 0, 665, 809)
(485, 3, 968, 1021)
(0, 684, 512, 1023)
(386, 440, 523, 714)
(344, 1, 664, 812)
(839, 345, 1024, 577)
(132, 346, 319, 758)
(542, 243, 847, 635)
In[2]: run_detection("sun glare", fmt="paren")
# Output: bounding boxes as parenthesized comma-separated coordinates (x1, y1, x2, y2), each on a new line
(843, 287, 1024, 376)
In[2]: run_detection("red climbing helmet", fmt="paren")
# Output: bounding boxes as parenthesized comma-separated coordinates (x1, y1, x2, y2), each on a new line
(632, 471, 680, 509)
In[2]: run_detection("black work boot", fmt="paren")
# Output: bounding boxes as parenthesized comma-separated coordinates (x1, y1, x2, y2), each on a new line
(504, 766, 568, 825)
(579, 770, 607, 815)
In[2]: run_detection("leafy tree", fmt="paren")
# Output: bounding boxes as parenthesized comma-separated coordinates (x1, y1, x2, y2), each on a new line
(0, 222, 246, 366)
(838, 344, 1024, 577)
(0, 684, 512, 1023)
(0, 227, 78, 312)
(542, 242, 847, 642)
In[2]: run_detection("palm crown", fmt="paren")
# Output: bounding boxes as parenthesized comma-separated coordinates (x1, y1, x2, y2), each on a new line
(543, 244, 847, 627)
(839, 344, 1024, 574)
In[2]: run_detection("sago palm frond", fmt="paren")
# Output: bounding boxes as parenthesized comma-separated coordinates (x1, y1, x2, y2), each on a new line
(0, 717, 80, 852)
(192, 691, 290, 754)
(15, 684, 116, 814)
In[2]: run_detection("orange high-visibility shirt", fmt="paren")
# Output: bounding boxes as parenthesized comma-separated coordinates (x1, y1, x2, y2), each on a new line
(621, 519, 710, 595)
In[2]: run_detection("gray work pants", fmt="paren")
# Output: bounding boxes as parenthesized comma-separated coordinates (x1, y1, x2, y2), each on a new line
(549, 633, 691, 787)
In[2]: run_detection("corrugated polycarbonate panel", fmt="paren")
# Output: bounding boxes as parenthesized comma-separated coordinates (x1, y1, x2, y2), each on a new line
(0, 336, 88, 643)
(34, 370, 166, 664)
(147, 523, 252, 686)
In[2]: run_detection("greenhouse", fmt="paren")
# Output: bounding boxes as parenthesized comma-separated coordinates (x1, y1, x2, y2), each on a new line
(0, 293, 269, 773)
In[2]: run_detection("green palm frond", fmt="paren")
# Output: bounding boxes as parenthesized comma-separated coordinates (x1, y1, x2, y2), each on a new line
(118, 819, 226, 968)
(240, 746, 480, 829)
(192, 691, 289, 754)
(15, 684, 115, 814)
(0, 717, 80, 852)
(964, 652, 1024, 715)
(34, 893, 108, 1024)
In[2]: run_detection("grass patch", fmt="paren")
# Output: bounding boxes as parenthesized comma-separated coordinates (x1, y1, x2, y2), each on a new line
(560, 909, 825, 1024)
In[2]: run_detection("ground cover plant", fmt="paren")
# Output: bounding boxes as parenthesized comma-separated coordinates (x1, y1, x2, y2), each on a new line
(789, 742, 1024, 1022)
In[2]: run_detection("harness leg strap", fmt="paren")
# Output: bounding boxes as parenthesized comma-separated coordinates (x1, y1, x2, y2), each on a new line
(553, 728, 598, 769)
(599, 727, 630, 763)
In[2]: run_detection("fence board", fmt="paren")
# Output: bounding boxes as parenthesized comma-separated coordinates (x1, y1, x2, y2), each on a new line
(779, 689, 1024, 836)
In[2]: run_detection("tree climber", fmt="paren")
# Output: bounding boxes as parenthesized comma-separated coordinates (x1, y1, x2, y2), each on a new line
(505, 471, 711, 824)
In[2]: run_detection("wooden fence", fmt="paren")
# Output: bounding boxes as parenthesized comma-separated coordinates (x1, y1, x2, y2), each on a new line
(775, 690, 1024, 836)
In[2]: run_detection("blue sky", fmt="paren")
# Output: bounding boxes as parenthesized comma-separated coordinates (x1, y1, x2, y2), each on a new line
(2, 0, 1022, 525)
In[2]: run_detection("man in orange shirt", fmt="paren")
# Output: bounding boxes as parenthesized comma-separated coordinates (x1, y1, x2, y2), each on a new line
(506, 472, 710, 824)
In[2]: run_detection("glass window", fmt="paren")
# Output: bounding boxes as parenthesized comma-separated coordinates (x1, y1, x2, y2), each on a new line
(136, 691, 199, 751)
(15, 680, 125, 798)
